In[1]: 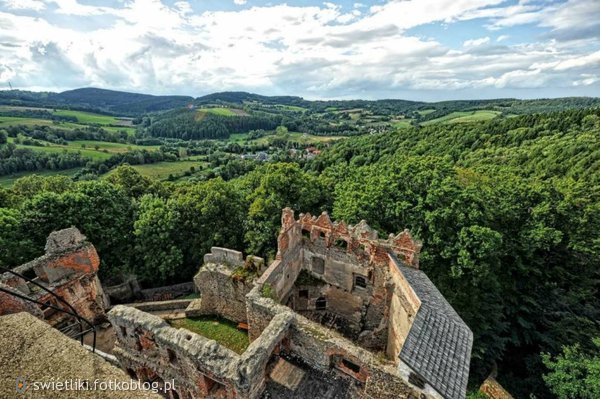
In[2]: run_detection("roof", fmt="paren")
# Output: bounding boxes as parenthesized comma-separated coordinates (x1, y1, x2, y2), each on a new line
(390, 254, 473, 399)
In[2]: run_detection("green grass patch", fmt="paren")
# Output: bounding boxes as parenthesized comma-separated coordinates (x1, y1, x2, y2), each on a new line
(10, 139, 159, 161)
(447, 110, 501, 124)
(100, 125, 137, 135)
(0, 110, 135, 135)
(261, 283, 276, 300)
(198, 107, 241, 117)
(392, 119, 413, 129)
(69, 140, 159, 154)
(52, 110, 120, 125)
(277, 105, 306, 112)
(421, 110, 501, 126)
(0, 168, 81, 188)
(169, 316, 249, 354)
(14, 142, 112, 160)
(104, 161, 206, 180)
(0, 116, 55, 127)
(417, 109, 436, 116)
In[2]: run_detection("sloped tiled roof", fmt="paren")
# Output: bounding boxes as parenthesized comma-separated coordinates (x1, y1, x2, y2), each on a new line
(390, 254, 473, 399)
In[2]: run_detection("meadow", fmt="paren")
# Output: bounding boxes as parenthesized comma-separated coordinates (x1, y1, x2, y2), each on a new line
(0, 168, 81, 188)
(8, 137, 159, 160)
(104, 160, 207, 180)
(421, 110, 501, 125)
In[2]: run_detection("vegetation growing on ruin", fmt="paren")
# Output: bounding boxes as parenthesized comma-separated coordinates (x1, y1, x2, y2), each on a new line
(295, 270, 325, 286)
(231, 265, 257, 283)
(169, 316, 250, 354)
(261, 283, 276, 301)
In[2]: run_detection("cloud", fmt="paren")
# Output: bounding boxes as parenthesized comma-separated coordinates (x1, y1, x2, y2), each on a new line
(234, 0, 247, 5)
(464, 37, 490, 47)
(486, 0, 600, 41)
(0, 0, 597, 99)
(496, 35, 509, 42)
(47, 0, 114, 16)
(2, 0, 45, 11)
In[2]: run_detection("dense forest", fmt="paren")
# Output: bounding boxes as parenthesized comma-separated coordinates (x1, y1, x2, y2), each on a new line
(146, 108, 282, 139)
(0, 105, 598, 398)
(0, 88, 193, 115)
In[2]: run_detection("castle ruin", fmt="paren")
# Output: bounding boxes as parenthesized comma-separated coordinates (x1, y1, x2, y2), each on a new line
(107, 209, 473, 399)
(0, 227, 108, 330)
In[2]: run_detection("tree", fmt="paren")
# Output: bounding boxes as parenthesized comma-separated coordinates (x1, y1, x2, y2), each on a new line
(19, 180, 135, 283)
(0, 208, 34, 267)
(133, 195, 183, 285)
(170, 178, 246, 278)
(542, 338, 600, 399)
(106, 164, 152, 198)
(239, 163, 326, 258)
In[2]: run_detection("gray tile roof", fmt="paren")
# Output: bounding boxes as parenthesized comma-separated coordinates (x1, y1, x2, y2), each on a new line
(390, 254, 473, 399)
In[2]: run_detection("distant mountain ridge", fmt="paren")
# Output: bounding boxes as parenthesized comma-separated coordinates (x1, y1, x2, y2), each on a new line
(0, 87, 598, 117)
(0, 88, 194, 116)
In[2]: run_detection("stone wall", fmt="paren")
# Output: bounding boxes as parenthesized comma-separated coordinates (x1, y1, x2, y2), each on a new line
(193, 263, 253, 323)
(0, 282, 44, 318)
(140, 282, 195, 302)
(0, 227, 107, 325)
(480, 376, 514, 399)
(127, 299, 193, 312)
(103, 276, 142, 305)
(270, 208, 423, 351)
(108, 305, 292, 399)
(280, 208, 422, 269)
(245, 284, 431, 399)
(203, 247, 245, 268)
(386, 255, 421, 359)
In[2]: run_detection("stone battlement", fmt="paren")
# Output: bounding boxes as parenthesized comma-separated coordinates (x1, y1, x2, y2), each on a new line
(279, 208, 422, 268)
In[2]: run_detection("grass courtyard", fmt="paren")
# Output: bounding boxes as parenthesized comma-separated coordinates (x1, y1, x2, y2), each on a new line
(169, 316, 249, 354)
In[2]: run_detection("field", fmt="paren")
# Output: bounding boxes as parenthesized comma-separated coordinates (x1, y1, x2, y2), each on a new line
(447, 110, 501, 123)
(8, 137, 159, 160)
(392, 119, 412, 129)
(229, 131, 344, 145)
(0, 168, 81, 188)
(52, 110, 121, 125)
(0, 108, 136, 135)
(169, 316, 249, 354)
(198, 107, 248, 117)
(104, 160, 206, 180)
(421, 110, 501, 125)
(0, 116, 82, 129)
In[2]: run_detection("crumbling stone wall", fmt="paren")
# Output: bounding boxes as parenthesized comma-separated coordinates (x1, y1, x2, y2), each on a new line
(104, 275, 141, 304)
(0, 282, 44, 318)
(479, 376, 514, 399)
(0, 227, 107, 325)
(108, 305, 292, 399)
(272, 209, 422, 351)
(194, 263, 253, 323)
(245, 284, 431, 399)
(140, 282, 195, 302)
(194, 248, 265, 323)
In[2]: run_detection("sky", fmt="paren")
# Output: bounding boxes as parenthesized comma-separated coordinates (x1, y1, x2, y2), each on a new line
(0, 0, 598, 100)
